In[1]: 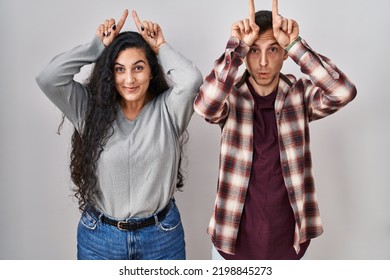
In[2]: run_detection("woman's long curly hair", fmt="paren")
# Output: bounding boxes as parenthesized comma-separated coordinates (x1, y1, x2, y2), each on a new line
(67, 31, 187, 211)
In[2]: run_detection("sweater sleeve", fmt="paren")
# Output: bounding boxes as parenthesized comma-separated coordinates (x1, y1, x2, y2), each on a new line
(157, 43, 203, 136)
(35, 35, 105, 130)
(287, 38, 357, 121)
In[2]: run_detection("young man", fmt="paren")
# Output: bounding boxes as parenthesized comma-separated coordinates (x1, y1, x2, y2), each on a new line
(194, 0, 357, 259)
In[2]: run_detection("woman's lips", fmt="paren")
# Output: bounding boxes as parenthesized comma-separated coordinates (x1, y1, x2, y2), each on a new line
(124, 86, 138, 92)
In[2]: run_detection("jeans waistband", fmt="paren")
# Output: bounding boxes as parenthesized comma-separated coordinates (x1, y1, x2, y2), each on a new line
(86, 199, 174, 231)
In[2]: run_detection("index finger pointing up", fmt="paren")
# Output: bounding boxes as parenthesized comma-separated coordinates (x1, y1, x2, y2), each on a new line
(116, 9, 129, 32)
(272, 0, 279, 22)
(132, 10, 143, 32)
(249, 0, 256, 23)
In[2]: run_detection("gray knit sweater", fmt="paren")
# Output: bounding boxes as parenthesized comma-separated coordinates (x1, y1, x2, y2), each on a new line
(36, 36, 202, 219)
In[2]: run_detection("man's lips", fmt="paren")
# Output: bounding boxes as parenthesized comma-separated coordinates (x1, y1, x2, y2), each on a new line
(257, 72, 270, 78)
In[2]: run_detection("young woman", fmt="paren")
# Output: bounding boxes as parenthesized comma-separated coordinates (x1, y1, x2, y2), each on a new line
(36, 9, 202, 260)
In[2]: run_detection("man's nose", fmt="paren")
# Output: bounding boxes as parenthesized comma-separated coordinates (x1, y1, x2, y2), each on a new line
(259, 53, 268, 67)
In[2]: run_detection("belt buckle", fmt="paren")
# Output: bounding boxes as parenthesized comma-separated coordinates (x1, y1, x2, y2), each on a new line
(117, 221, 126, 231)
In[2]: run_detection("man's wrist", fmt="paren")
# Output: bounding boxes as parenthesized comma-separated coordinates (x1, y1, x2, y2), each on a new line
(285, 36, 302, 52)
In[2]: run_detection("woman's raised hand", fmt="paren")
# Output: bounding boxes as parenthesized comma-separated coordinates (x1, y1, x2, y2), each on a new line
(96, 9, 129, 47)
(132, 10, 166, 54)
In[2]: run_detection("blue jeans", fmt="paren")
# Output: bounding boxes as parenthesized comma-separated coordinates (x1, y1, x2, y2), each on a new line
(77, 200, 185, 260)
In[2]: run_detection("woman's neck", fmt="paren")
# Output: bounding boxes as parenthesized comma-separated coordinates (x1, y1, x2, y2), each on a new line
(119, 94, 153, 121)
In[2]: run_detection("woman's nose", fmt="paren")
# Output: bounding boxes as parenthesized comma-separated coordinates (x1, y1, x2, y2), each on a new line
(125, 72, 135, 84)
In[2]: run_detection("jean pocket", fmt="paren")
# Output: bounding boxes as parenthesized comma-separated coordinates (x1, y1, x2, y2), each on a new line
(79, 210, 99, 230)
(158, 204, 182, 232)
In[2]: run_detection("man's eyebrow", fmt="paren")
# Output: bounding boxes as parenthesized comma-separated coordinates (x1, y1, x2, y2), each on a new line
(251, 41, 279, 47)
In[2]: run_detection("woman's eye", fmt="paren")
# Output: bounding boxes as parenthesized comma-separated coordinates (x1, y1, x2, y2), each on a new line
(115, 67, 125, 72)
(135, 66, 144, 71)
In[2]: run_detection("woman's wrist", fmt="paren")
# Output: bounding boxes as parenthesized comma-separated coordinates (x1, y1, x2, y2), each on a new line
(154, 41, 166, 54)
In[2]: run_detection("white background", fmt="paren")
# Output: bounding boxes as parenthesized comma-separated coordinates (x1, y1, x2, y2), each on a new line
(0, 0, 389, 260)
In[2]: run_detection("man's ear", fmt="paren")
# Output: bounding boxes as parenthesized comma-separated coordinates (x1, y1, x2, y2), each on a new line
(283, 51, 288, 61)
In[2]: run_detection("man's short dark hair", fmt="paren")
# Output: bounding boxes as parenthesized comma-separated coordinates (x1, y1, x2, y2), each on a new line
(255, 10, 273, 33)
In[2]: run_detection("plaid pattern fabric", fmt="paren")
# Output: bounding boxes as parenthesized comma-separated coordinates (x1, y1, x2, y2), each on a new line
(194, 36, 357, 255)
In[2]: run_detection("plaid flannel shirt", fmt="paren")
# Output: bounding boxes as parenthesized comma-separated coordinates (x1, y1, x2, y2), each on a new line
(194, 36, 357, 255)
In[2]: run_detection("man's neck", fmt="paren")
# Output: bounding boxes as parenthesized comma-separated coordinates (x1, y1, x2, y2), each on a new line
(248, 76, 279, 97)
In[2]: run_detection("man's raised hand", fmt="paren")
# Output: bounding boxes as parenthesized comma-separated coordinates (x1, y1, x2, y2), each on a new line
(231, 0, 260, 47)
(272, 0, 299, 48)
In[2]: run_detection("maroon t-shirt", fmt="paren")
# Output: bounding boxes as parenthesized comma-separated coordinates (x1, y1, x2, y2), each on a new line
(220, 80, 310, 260)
